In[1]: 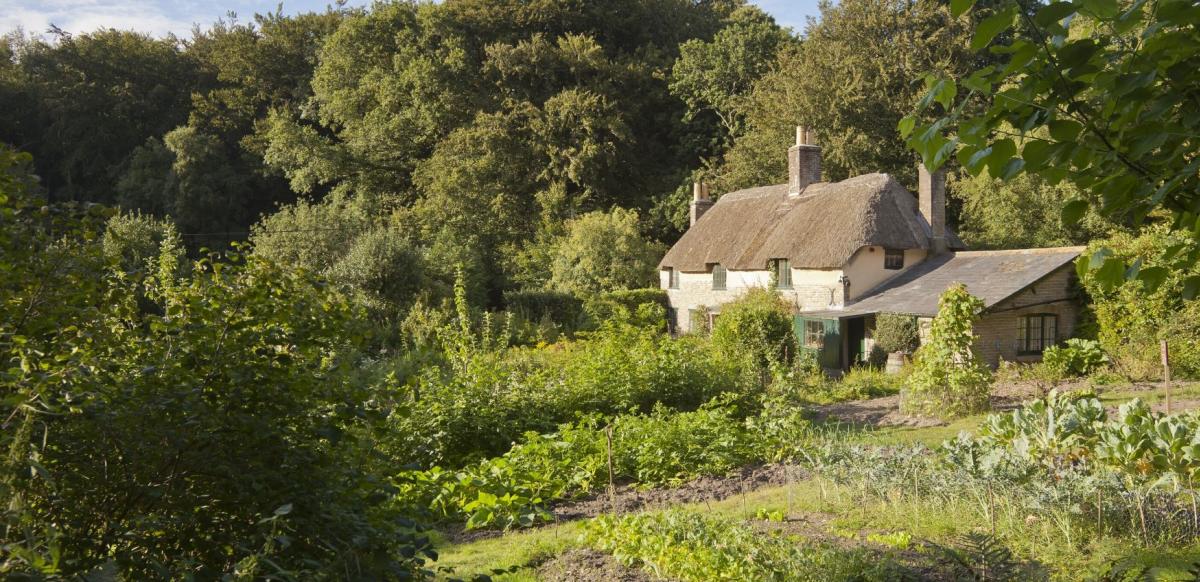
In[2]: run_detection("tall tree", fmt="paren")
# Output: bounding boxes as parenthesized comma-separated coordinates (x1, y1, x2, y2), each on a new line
(716, 0, 981, 192)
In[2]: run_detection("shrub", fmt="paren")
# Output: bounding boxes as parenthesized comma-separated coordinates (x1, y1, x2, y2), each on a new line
(101, 211, 183, 275)
(583, 288, 669, 331)
(504, 289, 585, 332)
(1041, 338, 1107, 379)
(901, 284, 992, 418)
(710, 288, 798, 373)
(1081, 226, 1200, 380)
(873, 312, 920, 354)
(548, 208, 666, 295)
(612, 401, 758, 486)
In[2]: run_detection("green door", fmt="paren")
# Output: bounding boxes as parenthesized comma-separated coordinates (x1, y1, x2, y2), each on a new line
(795, 316, 841, 370)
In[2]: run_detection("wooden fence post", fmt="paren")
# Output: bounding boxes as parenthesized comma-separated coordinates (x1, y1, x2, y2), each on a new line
(1162, 340, 1172, 414)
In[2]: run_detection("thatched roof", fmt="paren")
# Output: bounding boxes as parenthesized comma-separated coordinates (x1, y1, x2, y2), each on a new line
(659, 173, 965, 272)
(803, 247, 1086, 318)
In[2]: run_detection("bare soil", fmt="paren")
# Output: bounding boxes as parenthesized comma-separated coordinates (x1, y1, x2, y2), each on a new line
(551, 463, 802, 522)
(537, 549, 653, 582)
(441, 463, 802, 545)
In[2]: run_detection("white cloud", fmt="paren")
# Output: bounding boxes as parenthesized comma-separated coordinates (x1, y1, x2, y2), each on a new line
(0, 0, 201, 37)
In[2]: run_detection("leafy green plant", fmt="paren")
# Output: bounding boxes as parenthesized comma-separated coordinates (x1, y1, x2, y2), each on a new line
(583, 510, 905, 581)
(612, 401, 759, 487)
(1042, 339, 1107, 379)
(873, 312, 920, 355)
(710, 288, 798, 375)
(901, 284, 993, 418)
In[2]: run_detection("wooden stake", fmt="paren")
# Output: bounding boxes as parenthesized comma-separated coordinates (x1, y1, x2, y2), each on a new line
(605, 424, 616, 513)
(1161, 340, 1172, 414)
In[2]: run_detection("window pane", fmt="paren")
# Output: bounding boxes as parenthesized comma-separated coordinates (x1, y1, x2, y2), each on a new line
(712, 264, 726, 290)
(1044, 315, 1057, 347)
(885, 248, 904, 270)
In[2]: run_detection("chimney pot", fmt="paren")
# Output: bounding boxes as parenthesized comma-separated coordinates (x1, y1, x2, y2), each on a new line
(788, 126, 821, 196)
(919, 164, 948, 255)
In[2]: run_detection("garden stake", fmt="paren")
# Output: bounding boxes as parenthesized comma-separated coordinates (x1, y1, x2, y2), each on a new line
(1161, 340, 1172, 413)
(988, 480, 996, 538)
(605, 424, 616, 513)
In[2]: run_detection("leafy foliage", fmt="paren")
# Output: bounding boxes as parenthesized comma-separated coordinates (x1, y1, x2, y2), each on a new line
(710, 287, 798, 374)
(1080, 227, 1200, 379)
(584, 510, 905, 581)
(1042, 339, 1107, 379)
(547, 208, 665, 295)
(902, 284, 992, 417)
(901, 0, 1200, 296)
(873, 312, 920, 354)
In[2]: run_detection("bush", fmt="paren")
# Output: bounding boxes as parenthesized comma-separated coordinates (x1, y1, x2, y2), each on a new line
(548, 208, 666, 295)
(101, 211, 183, 275)
(612, 401, 758, 486)
(1041, 338, 1107, 379)
(1081, 226, 1200, 380)
(710, 288, 798, 373)
(504, 289, 585, 332)
(901, 284, 992, 418)
(583, 288, 669, 331)
(873, 312, 919, 354)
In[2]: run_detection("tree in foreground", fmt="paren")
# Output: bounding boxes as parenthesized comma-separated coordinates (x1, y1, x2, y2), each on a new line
(900, 0, 1200, 296)
(901, 284, 992, 417)
(548, 208, 665, 295)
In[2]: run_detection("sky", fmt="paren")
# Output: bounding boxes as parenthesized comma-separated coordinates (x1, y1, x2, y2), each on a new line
(0, 0, 821, 39)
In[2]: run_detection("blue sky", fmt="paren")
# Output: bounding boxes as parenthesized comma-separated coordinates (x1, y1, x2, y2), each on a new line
(0, 1, 821, 39)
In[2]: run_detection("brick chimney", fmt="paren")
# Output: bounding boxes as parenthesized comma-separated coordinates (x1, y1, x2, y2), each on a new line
(690, 181, 712, 226)
(919, 164, 947, 255)
(788, 126, 821, 196)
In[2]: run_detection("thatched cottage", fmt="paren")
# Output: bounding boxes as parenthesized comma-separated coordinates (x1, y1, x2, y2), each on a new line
(659, 127, 1084, 371)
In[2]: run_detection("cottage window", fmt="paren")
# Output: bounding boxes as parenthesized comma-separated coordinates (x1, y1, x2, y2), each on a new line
(884, 248, 904, 270)
(1018, 314, 1058, 354)
(803, 320, 825, 349)
(772, 259, 792, 289)
(711, 264, 727, 290)
(668, 268, 679, 289)
(667, 307, 678, 334)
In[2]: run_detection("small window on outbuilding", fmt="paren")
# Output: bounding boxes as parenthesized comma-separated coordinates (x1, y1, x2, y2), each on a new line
(667, 267, 679, 289)
(771, 259, 792, 289)
(1018, 314, 1058, 354)
(884, 248, 905, 270)
(711, 263, 727, 290)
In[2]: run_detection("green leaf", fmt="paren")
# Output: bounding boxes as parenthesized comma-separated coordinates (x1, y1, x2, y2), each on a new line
(972, 6, 1017, 50)
(1022, 140, 1054, 170)
(952, 0, 977, 17)
(1137, 266, 1169, 292)
(1049, 119, 1084, 141)
(274, 503, 293, 516)
(898, 116, 916, 138)
(1081, 0, 1121, 18)
(934, 78, 958, 109)
(1184, 276, 1200, 300)
(1061, 199, 1089, 225)
(985, 139, 1017, 177)
(1035, 1, 1078, 26)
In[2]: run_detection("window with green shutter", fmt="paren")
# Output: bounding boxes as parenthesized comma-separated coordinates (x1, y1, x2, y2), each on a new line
(711, 264, 726, 290)
(772, 259, 792, 289)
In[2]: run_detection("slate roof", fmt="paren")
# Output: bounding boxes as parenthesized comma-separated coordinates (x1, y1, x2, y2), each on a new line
(658, 173, 966, 272)
(803, 247, 1086, 318)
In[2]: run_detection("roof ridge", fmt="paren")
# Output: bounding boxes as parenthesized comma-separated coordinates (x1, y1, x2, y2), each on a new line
(953, 246, 1086, 257)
